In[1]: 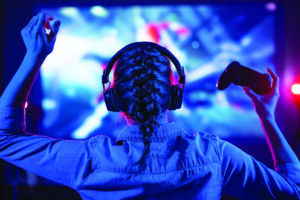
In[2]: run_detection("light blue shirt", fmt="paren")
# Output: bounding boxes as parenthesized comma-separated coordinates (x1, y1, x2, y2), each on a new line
(0, 107, 299, 200)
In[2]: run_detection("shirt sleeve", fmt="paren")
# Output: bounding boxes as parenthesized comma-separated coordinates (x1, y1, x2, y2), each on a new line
(0, 107, 96, 189)
(219, 138, 300, 200)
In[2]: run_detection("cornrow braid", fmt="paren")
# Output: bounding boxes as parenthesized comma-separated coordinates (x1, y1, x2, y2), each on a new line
(113, 44, 172, 165)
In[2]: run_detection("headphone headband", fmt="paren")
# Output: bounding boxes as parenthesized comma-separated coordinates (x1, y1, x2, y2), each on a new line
(102, 42, 185, 85)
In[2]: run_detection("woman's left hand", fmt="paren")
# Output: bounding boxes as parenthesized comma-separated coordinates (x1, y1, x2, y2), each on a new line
(243, 68, 279, 119)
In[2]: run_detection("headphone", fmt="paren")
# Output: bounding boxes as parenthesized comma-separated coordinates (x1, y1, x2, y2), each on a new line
(102, 41, 185, 112)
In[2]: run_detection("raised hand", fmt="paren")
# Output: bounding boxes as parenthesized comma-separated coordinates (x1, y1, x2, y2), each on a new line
(0, 13, 61, 108)
(244, 68, 300, 168)
(21, 13, 60, 58)
(243, 68, 279, 119)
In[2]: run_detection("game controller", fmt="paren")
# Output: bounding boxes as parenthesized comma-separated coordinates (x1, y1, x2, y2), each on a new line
(216, 61, 272, 94)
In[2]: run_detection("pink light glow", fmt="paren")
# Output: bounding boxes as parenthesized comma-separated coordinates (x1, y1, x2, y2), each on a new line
(265, 2, 277, 12)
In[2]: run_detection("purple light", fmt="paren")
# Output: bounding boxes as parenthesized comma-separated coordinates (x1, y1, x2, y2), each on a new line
(266, 2, 277, 11)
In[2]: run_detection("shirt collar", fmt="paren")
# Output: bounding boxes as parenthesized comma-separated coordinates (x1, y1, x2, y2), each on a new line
(117, 121, 183, 142)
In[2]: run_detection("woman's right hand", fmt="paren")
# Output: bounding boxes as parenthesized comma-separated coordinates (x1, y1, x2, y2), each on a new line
(21, 13, 60, 58)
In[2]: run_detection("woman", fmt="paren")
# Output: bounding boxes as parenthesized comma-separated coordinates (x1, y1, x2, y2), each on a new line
(0, 13, 299, 200)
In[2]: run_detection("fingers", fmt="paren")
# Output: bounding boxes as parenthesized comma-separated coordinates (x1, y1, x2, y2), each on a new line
(21, 13, 60, 56)
(23, 13, 58, 38)
(26, 16, 38, 31)
(52, 20, 61, 34)
(21, 15, 38, 37)
(27, 13, 52, 32)
(267, 68, 277, 80)
(32, 13, 52, 42)
(267, 68, 279, 93)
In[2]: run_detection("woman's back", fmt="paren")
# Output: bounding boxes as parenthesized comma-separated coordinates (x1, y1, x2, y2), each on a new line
(71, 122, 222, 199)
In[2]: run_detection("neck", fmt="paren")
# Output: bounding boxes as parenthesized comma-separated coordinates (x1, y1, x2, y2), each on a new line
(124, 110, 169, 126)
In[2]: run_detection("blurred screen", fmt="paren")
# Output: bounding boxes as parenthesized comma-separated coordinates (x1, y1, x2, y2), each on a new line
(38, 3, 276, 140)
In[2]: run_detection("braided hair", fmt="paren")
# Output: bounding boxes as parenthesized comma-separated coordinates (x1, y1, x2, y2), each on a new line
(113, 43, 172, 164)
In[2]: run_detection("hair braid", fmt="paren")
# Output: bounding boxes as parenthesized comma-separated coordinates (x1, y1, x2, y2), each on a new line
(113, 44, 172, 165)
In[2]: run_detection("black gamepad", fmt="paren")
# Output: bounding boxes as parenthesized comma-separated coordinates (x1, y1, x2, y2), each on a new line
(216, 61, 272, 94)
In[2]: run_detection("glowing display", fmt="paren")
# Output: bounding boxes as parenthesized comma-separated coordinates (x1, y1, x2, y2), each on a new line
(39, 4, 276, 139)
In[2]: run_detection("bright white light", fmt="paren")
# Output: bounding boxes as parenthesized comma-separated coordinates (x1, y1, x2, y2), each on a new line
(41, 35, 108, 95)
(59, 7, 79, 18)
(188, 63, 218, 82)
(72, 102, 108, 139)
(220, 42, 240, 52)
(90, 6, 108, 17)
(174, 104, 191, 116)
(42, 99, 57, 110)
(291, 84, 300, 95)
(66, 88, 76, 98)
(251, 45, 274, 59)
(241, 36, 251, 46)
(137, 26, 156, 42)
(135, 16, 145, 27)
(169, 22, 181, 31)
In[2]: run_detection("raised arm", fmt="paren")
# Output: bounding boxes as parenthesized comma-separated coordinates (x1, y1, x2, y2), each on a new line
(0, 14, 95, 189)
(220, 69, 299, 199)
(243, 68, 299, 168)
(0, 13, 60, 108)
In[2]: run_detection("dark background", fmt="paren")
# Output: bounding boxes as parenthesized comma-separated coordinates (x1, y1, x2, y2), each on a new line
(1, 0, 300, 199)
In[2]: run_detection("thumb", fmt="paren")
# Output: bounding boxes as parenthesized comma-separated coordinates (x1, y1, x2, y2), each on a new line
(243, 86, 258, 102)
(48, 20, 61, 41)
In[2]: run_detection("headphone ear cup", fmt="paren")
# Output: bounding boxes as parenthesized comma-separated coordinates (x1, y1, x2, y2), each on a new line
(168, 85, 183, 110)
(104, 88, 120, 112)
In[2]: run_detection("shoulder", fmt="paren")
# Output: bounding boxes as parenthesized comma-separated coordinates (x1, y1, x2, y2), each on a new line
(180, 131, 221, 162)
(182, 131, 219, 144)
